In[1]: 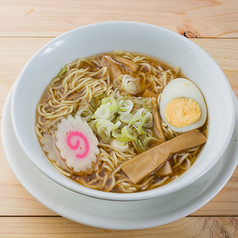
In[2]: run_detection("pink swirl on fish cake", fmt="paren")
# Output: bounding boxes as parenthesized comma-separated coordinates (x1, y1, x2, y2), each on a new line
(66, 131, 89, 159)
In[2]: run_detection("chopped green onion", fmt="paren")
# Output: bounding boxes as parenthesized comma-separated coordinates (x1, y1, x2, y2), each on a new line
(76, 108, 93, 121)
(116, 136, 131, 142)
(128, 81, 137, 92)
(89, 120, 98, 133)
(96, 119, 112, 129)
(102, 96, 119, 112)
(111, 139, 129, 152)
(112, 128, 122, 138)
(120, 113, 133, 123)
(91, 93, 107, 109)
(143, 112, 153, 128)
(145, 128, 153, 137)
(137, 139, 146, 151)
(133, 108, 146, 117)
(88, 94, 158, 148)
(142, 137, 160, 148)
(130, 116, 145, 127)
(112, 129, 130, 142)
(108, 113, 115, 122)
(121, 126, 137, 141)
(128, 108, 146, 127)
(90, 119, 110, 132)
(97, 122, 114, 142)
(113, 121, 121, 130)
(93, 105, 110, 119)
(121, 75, 140, 94)
(118, 99, 133, 114)
(137, 126, 148, 135)
(59, 68, 67, 76)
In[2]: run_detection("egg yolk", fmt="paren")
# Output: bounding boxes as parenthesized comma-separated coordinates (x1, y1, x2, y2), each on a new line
(164, 97, 201, 128)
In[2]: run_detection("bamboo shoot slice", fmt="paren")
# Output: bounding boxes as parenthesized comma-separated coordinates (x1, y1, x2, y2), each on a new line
(101, 55, 122, 81)
(112, 55, 139, 71)
(152, 97, 166, 142)
(156, 161, 173, 176)
(142, 89, 158, 98)
(121, 129, 206, 184)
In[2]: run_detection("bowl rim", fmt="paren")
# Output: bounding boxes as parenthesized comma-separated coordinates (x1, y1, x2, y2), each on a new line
(11, 21, 236, 201)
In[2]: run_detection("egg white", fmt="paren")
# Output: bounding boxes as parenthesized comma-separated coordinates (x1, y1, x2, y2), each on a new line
(159, 78, 207, 133)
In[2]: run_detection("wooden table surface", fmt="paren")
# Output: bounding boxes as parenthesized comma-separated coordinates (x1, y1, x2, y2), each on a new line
(1, 0, 238, 237)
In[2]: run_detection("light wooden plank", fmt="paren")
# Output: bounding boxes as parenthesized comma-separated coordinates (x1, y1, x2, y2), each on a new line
(0, 37, 238, 216)
(0, 119, 56, 216)
(0, 217, 238, 237)
(192, 168, 238, 216)
(0, 0, 238, 37)
(0, 37, 51, 116)
(190, 39, 238, 98)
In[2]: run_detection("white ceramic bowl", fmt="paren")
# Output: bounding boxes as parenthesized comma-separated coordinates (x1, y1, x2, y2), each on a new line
(11, 21, 236, 201)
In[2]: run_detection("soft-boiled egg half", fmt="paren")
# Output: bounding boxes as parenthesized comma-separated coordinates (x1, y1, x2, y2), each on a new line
(159, 78, 207, 133)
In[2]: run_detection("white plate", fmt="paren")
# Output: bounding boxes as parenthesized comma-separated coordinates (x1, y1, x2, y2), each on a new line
(2, 87, 238, 230)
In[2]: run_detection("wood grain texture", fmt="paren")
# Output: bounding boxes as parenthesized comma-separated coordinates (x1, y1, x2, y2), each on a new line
(0, 144, 56, 216)
(1, 18, 238, 235)
(0, 217, 238, 237)
(0, 0, 238, 37)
